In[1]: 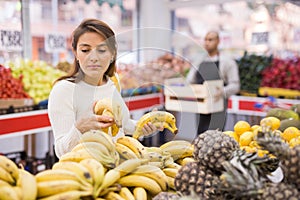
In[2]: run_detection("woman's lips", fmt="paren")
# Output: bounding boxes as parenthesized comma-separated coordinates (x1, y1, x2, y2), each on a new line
(87, 65, 101, 69)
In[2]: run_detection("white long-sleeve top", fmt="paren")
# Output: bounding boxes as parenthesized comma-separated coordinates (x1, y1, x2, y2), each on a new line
(186, 53, 240, 98)
(48, 78, 136, 158)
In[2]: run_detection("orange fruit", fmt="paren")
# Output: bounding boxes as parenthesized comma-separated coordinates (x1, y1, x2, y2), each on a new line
(234, 121, 251, 136)
(260, 117, 280, 130)
(282, 127, 300, 142)
(223, 131, 239, 142)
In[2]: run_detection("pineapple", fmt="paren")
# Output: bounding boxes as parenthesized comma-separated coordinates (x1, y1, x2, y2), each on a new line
(256, 126, 300, 190)
(174, 161, 220, 199)
(221, 149, 299, 200)
(153, 192, 180, 200)
(193, 130, 240, 173)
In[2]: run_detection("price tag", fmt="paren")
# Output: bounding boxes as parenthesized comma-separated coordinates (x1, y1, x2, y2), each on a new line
(0, 30, 23, 51)
(45, 33, 66, 53)
(251, 32, 269, 45)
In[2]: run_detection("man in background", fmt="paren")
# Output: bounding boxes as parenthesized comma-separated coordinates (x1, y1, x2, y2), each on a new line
(186, 30, 240, 135)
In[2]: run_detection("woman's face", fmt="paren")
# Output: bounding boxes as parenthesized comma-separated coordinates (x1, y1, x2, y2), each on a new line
(75, 32, 113, 85)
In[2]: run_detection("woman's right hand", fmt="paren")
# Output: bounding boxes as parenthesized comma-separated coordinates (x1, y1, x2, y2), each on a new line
(75, 114, 114, 134)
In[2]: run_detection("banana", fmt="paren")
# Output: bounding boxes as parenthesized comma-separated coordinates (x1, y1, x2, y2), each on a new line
(133, 187, 147, 200)
(0, 164, 15, 185)
(59, 149, 94, 163)
(0, 155, 19, 183)
(159, 140, 194, 161)
(94, 98, 123, 128)
(119, 187, 135, 200)
(132, 164, 168, 191)
(116, 136, 147, 158)
(165, 162, 182, 170)
(105, 191, 125, 200)
(97, 158, 148, 195)
(0, 179, 10, 187)
(38, 190, 92, 200)
(102, 109, 120, 136)
(162, 168, 178, 179)
(176, 157, 195, 166)
(80, 130, 115, 153)
(115, 143, 138, 160)
(132, 111, 178, 139)
(117, 174, 162, 195)
(80, 158, 106, 195)
(0, 185, 19, 200)
(52, 161, 93, 185)
(98, 183, 122, 197)
(72, 141, 110, 155)
(110, 73, 121, 92)
(37, 179, 90, 198)
(17, 169, 37, 200)
(35, 169, 90, 188)
(166, 176, 176, 190)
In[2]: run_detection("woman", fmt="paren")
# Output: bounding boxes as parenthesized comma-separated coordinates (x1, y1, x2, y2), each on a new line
(48, 19, 158, 158)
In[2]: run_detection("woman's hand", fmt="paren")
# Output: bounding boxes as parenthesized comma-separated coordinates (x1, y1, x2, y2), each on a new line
(76, 114, 114, 134)
(141, 107, 164, 137)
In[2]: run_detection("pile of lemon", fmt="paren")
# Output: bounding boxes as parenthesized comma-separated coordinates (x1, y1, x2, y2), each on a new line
(224, 116, 300, 157)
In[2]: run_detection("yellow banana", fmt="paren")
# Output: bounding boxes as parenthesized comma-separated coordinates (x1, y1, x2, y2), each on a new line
(0, 155, 19, 183)
(59, 149, 94, 163)
(72, 141, 110, 155)
(133, 187, 147, 200)
(37, 179, 90, 198)
(166, 176, 176, 190)
(117, 174, 162, 195)
(97, 158, 148, 195)
(116, 136, 147, 158)
(94, 98, 123, 127)
(102, 109, 120, 136)
(110, 73, 121, 92)
(105, 191, 125, 200)
(165, 162, 182, 170)
(0, 185, 19, 200)
(80, 158, 106, 194)
(13, 186, 22, 199)
(162, 168, 178, 179)
(0, 179, 10, 187)
(115, 143, 138, 160)
(52, 161, 93, 185)
(159, 140, 194, 161)
(119, 187, 135, 200)
(132, 111, 178, 139)
(80, 130, 115, 153)
(132, 164, 168, 191)
(35, 169, 90, 188)
(17, 169, 37, 200)
(176, 157, 195, 166)
(0, 165, 15, 185)
(98, 184, 122, 197)
(38, 190, 92, 200)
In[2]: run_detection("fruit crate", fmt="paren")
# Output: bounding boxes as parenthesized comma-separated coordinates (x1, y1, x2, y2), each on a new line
(164, 77, 224, 114)
(259, 87, 300, 99)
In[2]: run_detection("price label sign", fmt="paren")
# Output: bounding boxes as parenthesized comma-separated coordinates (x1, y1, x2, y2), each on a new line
(45, 33, 66, 53)
(251, 32, 269, 45)
(0, 30, 23, 51)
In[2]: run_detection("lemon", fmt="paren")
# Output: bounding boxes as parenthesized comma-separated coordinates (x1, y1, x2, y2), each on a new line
(223, 131, 239, 142)
(234, 121, 251, 136)
(251, 125, 260, 131)
(282, 127, 300, 142)
(239, 131, 254, 146)
(260, 117, 280, 130)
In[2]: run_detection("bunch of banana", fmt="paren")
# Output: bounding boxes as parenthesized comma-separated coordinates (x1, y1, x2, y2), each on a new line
(94, 98, 123, 136)
(159, 140, 194, 161)
(116, 136, 148, 159)
(61, 130, 120, 169)
(0, 155, 37, 200)
(132, 111, 178, 139)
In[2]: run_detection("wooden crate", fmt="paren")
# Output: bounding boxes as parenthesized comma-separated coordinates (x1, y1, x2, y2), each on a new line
(164, 77, 224, 114)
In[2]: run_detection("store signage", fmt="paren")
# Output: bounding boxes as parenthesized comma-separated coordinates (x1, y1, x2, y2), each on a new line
(0, 30, 23, 51)
(45, 33, 66, 53)
(251, 32, 269, 45)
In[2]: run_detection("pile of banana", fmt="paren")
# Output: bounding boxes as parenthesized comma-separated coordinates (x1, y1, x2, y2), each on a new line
(34, 130, 194, 199)
(0, 155, 37, 200)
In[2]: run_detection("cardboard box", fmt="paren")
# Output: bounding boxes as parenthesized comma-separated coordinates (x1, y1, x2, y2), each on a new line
(0, 98, 34, 109)
(164, 77, 224, 114)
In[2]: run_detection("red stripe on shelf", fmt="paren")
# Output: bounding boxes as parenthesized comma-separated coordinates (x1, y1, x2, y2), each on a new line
(227, 99, 232, 109)
(126, 97, 162, 111)
(239, 100, 261, 111)
(0, 114, 50, 135)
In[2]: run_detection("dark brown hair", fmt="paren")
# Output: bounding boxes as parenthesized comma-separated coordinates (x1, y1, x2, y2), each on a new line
(56, 19, 117, 83)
